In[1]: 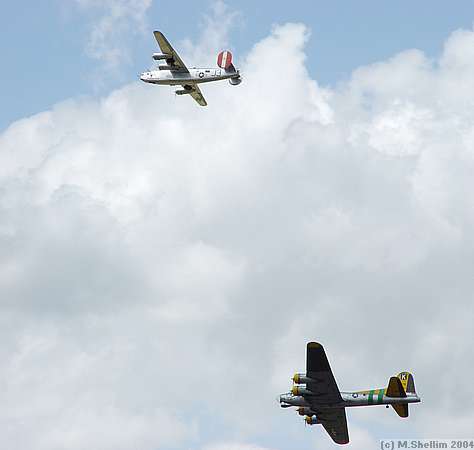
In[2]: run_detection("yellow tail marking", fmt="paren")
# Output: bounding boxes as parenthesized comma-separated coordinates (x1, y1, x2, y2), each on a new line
(398, 372, 410, 392)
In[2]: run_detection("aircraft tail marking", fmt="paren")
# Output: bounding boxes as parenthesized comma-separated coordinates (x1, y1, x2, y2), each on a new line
(217, 50, 233, 70)
(388, 372, 416, 418)
(397, 372, 416, 394)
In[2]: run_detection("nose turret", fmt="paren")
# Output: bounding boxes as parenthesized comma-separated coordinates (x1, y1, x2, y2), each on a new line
(140, 72, 152, 82)
(279, 393, 291, 405)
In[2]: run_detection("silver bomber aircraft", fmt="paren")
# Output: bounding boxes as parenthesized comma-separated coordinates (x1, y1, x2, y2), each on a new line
(140, 31, 242, 106)
(279, 342, 421, 445)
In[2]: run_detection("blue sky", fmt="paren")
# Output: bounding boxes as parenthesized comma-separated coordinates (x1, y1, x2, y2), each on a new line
(1, 0, 474, 130)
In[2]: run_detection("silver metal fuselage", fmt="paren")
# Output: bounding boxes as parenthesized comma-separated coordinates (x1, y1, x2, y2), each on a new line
(140, 67, 239, 85)
(339, 391, 421, 407)
(279, 391, 421, 410)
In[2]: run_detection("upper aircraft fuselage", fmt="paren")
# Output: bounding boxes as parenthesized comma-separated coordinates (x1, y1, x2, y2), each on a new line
(280, 390, 420, 409)
(140, 67, 239, 85)
(340, 389, 420, 407)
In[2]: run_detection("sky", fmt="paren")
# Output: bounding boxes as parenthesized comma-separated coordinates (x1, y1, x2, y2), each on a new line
(1, 1, 474, 450)
(2, 0, 474, 129)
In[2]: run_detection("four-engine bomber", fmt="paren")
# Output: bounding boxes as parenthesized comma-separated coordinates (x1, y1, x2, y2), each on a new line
(140, 31, 241, 106)
(279, 342, 421, 445)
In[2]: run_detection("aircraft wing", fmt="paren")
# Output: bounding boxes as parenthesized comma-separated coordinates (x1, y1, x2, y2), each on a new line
(319, 408, 350, 444)
(306, 344, 348, 443)
(182, 84, 207, 107)
(153, 31, 189, 72)
(306, 342, 343, 404)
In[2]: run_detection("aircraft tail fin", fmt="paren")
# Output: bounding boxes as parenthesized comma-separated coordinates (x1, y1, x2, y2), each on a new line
(386, 376, 407, 398)
(386, 378, 409, 418)
(217, 50, 236, 73)
(397, 372, 416, 394)
(386, 372, 416, 419)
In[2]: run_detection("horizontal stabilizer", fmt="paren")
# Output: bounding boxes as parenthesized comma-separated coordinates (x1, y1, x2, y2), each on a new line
(391, 403, 409, 418)
(386, 376, 407, 398)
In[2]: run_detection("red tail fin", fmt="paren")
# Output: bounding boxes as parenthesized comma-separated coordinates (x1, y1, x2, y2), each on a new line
(217, 50, 233, 70)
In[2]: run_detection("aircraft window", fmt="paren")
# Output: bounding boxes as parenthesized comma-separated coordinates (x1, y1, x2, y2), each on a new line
(205, 70, 210, 72)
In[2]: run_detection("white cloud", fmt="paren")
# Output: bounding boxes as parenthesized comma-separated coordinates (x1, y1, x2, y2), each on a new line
(73, 0, 152, 68)
(1, 11, 474, 450)
(179, 0, 242, 67)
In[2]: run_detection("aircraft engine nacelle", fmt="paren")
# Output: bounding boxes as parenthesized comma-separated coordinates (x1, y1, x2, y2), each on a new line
(175, 89, 192, 96)
(297, 407, 313, 416)
(305, 415, 322, 425)
(229, 77, 241, 85)
(293, 373, 314, 384)
(152, 53, 169, 60)
(291, 385, 312, 396)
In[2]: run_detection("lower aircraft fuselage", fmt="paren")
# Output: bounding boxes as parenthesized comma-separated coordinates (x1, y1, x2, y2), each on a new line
(280, 390, 420, 409)
(140, 67, 239, 85)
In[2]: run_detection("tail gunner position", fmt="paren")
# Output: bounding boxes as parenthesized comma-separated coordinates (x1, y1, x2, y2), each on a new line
(140, 31, 242, 106)
(279, 342, 421, 445)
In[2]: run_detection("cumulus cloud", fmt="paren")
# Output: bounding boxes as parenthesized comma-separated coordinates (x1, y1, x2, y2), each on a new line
(1, 9, 474, 450)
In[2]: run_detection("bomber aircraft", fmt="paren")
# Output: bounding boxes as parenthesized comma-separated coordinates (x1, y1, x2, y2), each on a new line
(140, 31, 242, 106)
(279, 342, 421, 445)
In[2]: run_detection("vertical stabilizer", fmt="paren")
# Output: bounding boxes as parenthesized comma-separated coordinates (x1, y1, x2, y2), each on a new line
(217, 50, 235, 72)
(397, 372, 416, 394)
(386, 376, 409, 417)
(386, 377, 406, 398)
(387, 372, 416, 418)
